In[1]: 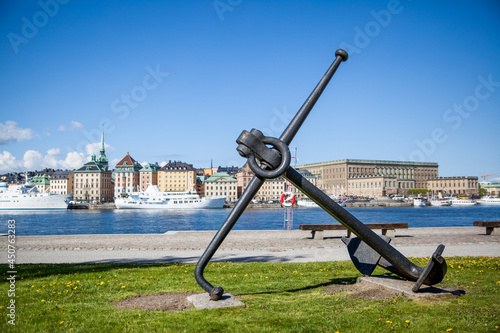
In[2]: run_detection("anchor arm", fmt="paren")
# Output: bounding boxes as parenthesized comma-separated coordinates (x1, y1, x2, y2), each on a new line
(194, 175, 265, 300)
(284, 166, 446, 286)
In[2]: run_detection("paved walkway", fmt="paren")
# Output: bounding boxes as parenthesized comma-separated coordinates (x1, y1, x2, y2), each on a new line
(1, 227, 498, 264)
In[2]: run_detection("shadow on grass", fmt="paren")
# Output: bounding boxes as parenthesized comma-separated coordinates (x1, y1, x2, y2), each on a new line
(237, 276, 358, 297)
(0, 262, 181, 281)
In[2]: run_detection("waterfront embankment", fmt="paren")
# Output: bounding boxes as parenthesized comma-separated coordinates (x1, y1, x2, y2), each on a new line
(77, 200, 411, 210)
(3, 227, 498, 264)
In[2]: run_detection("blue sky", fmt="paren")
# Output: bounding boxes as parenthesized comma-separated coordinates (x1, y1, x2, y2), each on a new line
(1, 0, 499, 181)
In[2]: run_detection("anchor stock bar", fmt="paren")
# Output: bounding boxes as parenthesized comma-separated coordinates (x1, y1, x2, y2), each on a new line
(280, 49, 348, 146)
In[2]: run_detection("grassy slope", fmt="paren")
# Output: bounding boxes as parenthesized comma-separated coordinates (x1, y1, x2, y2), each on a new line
(1, 257, 499, 332)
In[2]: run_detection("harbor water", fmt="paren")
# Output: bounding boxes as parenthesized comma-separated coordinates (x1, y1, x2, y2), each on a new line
(2, 205, 499, 236)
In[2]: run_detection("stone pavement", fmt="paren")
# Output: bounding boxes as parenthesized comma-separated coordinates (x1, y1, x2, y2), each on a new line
(1, 227, 498, 264)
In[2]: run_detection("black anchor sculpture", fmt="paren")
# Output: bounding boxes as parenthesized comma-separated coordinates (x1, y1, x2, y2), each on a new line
(194, 49, 447, 301)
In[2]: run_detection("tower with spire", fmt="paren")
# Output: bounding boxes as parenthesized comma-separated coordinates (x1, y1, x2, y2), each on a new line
(73, 129, 112, 202)
(97, 129, 108, 169)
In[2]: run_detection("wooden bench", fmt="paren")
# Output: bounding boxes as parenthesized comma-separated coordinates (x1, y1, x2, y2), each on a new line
(473, 220, 500, 235)
(299, 223, 409, 239)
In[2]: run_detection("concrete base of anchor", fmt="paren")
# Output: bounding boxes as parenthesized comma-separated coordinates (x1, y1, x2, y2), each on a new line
(187, 293, 246, 309)
(358, 275, 465, 298)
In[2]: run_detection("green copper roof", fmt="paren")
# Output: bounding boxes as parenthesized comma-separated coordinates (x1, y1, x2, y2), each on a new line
(140, 162, 161, 172)
(30, 173, 50, 185)
(205, 172, 237, 182)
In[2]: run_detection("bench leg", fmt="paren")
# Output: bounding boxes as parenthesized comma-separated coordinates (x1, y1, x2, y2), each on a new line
(382, 229, 395, 238)
(311, 230, 324, 240)
(486, 227, 496, 235)
(346, 230, 351, 238)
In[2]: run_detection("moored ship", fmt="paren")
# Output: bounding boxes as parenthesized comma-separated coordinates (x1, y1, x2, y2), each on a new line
(0, 182, 72, 210)
(477, 196, 500, 205)
(413, 197, 427, 207)
(430, 197, 452, 207)
(114, 185, 226, 209)
(451, 197, 477, 206)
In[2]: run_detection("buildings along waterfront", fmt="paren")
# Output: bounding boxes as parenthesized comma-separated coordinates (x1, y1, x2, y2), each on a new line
(1, 133, 497, 205)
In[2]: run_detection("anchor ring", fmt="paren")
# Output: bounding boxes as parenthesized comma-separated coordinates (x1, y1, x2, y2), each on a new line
(247, 137, 290, 179)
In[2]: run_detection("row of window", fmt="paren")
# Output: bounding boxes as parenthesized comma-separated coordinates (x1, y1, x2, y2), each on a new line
(428, 182, 477, 188)
(207, 192, 236, 197)
(206, 185, 236, 190)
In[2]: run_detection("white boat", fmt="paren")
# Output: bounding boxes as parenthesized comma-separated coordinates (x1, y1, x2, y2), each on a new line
(430, 197, 452, 207)
(114, 185, 226, 209)
(476, 196, 500, 205)
(413, 197, 427, 207)
(0, 182, 71, 210)
(451, 198, 477, 206)
(297, 197, 345, 208)
(297, 197, 318, 208)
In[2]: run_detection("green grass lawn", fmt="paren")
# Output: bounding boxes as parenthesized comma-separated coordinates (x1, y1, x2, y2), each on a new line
(1, 257, 499, 332)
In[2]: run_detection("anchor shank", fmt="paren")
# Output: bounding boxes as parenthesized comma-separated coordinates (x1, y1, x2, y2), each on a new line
(285, 166, 423, 281)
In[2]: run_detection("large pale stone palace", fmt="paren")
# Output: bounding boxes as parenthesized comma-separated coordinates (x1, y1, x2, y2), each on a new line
(296, 159, 439, 197)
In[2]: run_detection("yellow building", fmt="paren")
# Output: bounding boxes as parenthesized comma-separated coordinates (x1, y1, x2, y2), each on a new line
(157, 161, 197, 192)
(50, 171, 74, 195)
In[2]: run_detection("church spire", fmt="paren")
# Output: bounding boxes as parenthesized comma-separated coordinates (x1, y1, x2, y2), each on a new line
(97, 129, 108, 169)
(100, 129, 105, 156)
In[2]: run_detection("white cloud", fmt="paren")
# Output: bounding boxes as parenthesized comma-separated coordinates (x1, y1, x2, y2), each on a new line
(59, 151, 86, 169)
(0, 151, 22, 173)
(58, 121, 83, 132)
(85, 142, 114, 157)
(0, 121, 35, 144)
(23, 150, 43, 170)
(43, 148, 61, 168)
(70, 121, 83, 129)
(110, 158, 121, 166)
(0, 140, 113, 173)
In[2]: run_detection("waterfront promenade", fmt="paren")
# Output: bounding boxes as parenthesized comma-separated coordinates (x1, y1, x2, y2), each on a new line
(3, 227, 498, 264)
